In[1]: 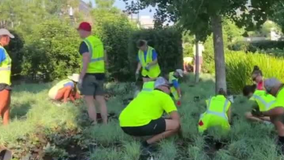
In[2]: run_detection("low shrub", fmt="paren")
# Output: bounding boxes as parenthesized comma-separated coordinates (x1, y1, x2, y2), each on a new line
(226, 51, 284, 93)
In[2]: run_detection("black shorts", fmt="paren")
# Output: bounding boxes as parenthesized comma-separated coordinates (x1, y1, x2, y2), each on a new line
(121, 118, 166, 136)
(0, 84, 11, 91)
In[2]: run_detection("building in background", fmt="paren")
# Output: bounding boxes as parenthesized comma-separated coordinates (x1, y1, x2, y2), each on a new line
(128, 15, 154, 29)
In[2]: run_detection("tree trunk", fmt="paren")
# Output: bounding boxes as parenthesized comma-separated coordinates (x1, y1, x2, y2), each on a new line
(194, 38, 200, 83)
(212, 15, 227, 94)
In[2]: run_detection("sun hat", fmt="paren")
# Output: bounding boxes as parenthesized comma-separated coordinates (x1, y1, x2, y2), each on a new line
(176, 69, 184, 77)
(0, 29, 14, 38)
(264, 78, 281, 92)
(68, 73, 80, 82)
(77, 22, 92, 32)
(154, 77, 169, 88)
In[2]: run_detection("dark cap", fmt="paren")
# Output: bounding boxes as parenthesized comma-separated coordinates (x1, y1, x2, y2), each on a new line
(77, 22, 92, 32)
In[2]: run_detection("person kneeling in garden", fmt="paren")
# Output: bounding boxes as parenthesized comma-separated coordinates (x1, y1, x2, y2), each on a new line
(198, 88, 232, 135)
(242, 84, 274, 123)
(252, 78, 284, 151)
(168, 69, 184, 106)
(119, 77, 180, 152)
(48, 74, 81, 104)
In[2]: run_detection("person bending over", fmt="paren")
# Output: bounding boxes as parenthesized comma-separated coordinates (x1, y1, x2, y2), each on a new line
(253, 78, 284, 152)
(198, 89, 232, 136)
(243, 84, 274, 123)
(168, 69, 184, 105)
(48, 74, 81, 103)
(119, 77, 180, 153)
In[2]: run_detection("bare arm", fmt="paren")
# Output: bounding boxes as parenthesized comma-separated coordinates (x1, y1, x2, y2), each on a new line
(148, 59, 158, 67)
(169, 111, 180, 123)
(80, 52, 91, 80)
(263, 107, 284, 117)
(136, 63, 142, 73)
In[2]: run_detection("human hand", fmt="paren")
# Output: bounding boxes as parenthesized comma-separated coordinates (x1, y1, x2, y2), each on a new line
(145, 64, 150, 71)
(251, 108, 263, 117)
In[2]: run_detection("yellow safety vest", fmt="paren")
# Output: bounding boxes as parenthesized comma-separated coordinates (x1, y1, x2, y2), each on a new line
(204, 95, 231, 121)
(83, 35, 105, 73)
(169, 71, 179, 100)
(0, 46, 11, 85)
(138, 46, 161, 78)
(250, 90, 276, 111)
(141, 81, 155, 92)
(169, 72, 177, 83)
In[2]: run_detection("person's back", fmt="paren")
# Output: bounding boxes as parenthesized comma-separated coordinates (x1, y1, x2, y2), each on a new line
(120, 89, 172, 127)
(198, 94, 231, 134)
(250, 90, 276, 112)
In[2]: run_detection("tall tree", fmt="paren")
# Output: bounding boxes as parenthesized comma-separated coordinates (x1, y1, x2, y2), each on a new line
(123, 0, 281, 93)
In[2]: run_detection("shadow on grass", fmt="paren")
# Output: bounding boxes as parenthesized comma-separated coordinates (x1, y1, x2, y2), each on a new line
(12, 83, 51, 94)
(10, 101, 33, 119)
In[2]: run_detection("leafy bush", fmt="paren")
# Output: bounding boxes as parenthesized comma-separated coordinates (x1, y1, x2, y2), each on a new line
(94, 14, 136, 81)
(226, 51, 284, 93)
(128, 28, 183, 77)
(21, 19, 81, 81)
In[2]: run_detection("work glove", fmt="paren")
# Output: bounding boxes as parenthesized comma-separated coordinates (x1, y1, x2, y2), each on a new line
(145, 64, 150, 71)
(251, 108, 263, 117)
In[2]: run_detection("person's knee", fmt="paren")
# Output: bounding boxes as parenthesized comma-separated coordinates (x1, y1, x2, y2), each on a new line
(95, 95, 106, 104)
(167, 120, 180, 132)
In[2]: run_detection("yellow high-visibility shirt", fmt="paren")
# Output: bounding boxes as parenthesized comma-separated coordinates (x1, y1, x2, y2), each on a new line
(119, 90, 177, 127)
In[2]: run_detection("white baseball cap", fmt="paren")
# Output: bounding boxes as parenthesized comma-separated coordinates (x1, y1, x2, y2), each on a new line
(154, 77, 169, 88)
(176, 69, 184, 77)
(264, 78, 281, 92)
(68, 73, 80, 82)
(0, 29, 14, 38)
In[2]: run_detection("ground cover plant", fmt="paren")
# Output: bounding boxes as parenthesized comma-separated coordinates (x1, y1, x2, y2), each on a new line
(1, 74, 282, 160)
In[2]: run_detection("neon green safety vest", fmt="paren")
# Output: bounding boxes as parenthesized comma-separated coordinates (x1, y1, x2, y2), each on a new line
(138, 46, 161, 78)
(250, 90, 276, 111)
(169, 71, 179, 100)
(141, 81, 155, 92)
(169, 72, 178, 84)
(83, 35, 105, 73)
(0, 46, 11, 85)
(203, 95, 231, 121)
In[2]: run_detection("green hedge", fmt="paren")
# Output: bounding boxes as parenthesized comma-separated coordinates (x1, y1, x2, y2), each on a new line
(226, 51, 284, 93)
(95, 16, 135, 82)
(128, 28, 183, 77)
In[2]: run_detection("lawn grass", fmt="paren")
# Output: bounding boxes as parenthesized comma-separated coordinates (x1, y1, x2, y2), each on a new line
(2, 74, 283, 160)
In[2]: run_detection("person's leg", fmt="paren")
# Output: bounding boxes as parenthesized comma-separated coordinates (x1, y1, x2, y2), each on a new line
(0, 89, 10, 125)
(245, 112, 265, 122)
(95, 80, 108, 124)
(54, 88, 66, 101)
(81, 75, 97, 124)
(146, 119, 180, 145)
(94, 80, 108, 124)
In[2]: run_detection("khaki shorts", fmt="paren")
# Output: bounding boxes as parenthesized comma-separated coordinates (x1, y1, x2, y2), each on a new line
(48, 87, 58, 99)
(80, 74, 104, 96)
